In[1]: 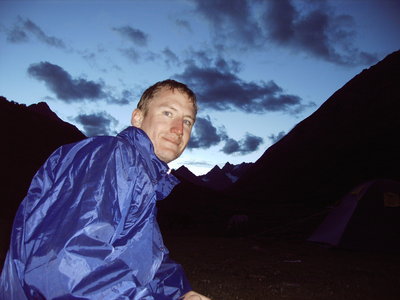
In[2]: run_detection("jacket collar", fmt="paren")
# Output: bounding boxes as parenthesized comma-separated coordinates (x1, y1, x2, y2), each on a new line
(117, 126, 180, 200)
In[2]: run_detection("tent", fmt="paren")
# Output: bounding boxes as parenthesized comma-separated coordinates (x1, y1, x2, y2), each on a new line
(308, 179, 400, 251)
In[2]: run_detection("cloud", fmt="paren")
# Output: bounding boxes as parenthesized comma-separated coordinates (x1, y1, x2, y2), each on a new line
(187, 115, 263, 155)
(27, 61, 129, 104)
(192, 0, 377, 66)
(162, 47, 181, 67)
(118, 46, 160, 64)
(72, 111, 118, 137)
(222, 133, 264, 155)
(221, 138, 240, 154)
(78, 49, 111, 73)
(192, 0, 263, 48)
(175, 19, 192, 32)
(176, 57, 310, 114)
(6, 16, 66, 48)
(188, 115, 226, 149)
(262, 0, 378, 66)
(6, 25, 29, 43)
(269, 131, 286, 144)
(120, 48, 141, 63)
(27, 61, 104, 101)
(240, 133, 264, 153)
(118, 89, 134, 105)
(185, 48, 214, 66)
(113, 26, 148, 47)
(181, 160, 215, 168)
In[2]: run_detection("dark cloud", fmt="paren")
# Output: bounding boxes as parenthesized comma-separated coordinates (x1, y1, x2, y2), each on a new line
(221, 138, 240, 154)
(106, 89, 133, 105)
(187, 115, 263, 156)
(192, 0, 377, 66)
(118, 47, 159, 64)
(27, 61, 129, 105)
(162, 47, 180, 67)
(118, 89, 134, 105)
(27, 61, 104, 101)
(120, 48, 141, 63)
(72, 112, 118, 137)
(183, 48, 216, 67)
(113, 26, 148, 47)
(175, 19, 192, 32)
(262, 0, 378, 65)
(6, 26, 29, 43)
(222, 133, 264, 155)
(193, 0, 263, 48)
(240, 133, 264, 153)
(188, 116, 226, 149)
(78, 49, 108, 73)
(6, 17, 66, 48)
(81, 51, 97, 64)
(269, 131, 286, 144)
(176, 57, 310, 114)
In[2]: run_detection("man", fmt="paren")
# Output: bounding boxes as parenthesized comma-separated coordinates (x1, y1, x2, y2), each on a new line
(1, 80, 210, 299)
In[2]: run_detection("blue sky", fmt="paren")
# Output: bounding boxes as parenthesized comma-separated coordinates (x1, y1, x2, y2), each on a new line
(0, 0, 399, 175)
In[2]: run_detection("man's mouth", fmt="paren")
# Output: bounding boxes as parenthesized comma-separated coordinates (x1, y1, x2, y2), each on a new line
(163, 136, 181, 146)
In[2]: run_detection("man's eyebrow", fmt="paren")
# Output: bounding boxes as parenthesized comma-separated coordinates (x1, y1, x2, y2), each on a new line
(184, 113, 195, 121)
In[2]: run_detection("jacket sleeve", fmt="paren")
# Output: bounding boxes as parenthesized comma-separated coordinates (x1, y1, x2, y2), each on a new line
(4, 137, 175, 299)
(149, 255, 192, 299)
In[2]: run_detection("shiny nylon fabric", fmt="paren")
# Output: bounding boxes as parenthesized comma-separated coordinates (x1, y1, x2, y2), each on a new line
(0, 127, 191, 299)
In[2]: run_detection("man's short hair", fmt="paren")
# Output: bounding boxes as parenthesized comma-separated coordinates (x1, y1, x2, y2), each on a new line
(137, 79, 198, 117)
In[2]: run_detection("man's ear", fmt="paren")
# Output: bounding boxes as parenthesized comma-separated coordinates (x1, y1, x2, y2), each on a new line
(131, 109, 143, 127)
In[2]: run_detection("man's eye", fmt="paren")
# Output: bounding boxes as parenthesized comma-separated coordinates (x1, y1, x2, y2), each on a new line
(163, 111, 172, 117)
(184, 119, 192, 127)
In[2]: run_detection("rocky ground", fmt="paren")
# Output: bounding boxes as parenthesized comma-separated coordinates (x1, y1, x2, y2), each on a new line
(2, 211, 400, 300)
(165, 233, 400, 300)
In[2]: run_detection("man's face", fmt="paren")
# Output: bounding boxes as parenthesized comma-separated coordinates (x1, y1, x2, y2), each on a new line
(131, 87, 196, 163)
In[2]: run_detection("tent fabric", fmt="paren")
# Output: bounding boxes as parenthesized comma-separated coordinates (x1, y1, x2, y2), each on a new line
(308, 179, 400, 251)
(0, 126, 191, 299)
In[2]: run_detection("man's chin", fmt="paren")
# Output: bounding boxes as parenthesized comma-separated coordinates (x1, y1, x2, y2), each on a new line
(155, 150, 179, 163)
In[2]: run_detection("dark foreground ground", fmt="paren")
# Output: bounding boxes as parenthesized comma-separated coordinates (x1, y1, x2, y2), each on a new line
(2, 215, 400, 300)
(165, 233, 400, 300)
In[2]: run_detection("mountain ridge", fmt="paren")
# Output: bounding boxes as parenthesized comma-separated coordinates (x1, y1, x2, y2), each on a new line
(173, 161, 253, 191)
(230, 49, 400, 206)
(0, 96, 86, 219)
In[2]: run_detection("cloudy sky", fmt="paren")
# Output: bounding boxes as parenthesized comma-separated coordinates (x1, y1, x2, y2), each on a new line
(1, 0, 399, 175)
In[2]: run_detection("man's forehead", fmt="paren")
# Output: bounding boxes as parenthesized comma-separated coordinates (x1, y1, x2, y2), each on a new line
(152, 89, 195, 113)
(154, 86, 185, 98)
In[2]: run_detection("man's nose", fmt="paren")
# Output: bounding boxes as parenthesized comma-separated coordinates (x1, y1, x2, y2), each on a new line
(171, 118, 183, 136)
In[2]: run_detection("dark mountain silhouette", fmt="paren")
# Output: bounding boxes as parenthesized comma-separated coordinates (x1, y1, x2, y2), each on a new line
(0, 97, 86, 221)
(221, 162, 253, 182)
(199, 165, 233, 190)
(230, 50, 400, 209)
(173, 162, 253, 191)
(27, 102, 64, 121)
(164, 165, 235, 234)
(157, 176, 231, 234)
(172, 165, 203, 186)
(198, 162, 253, 190)
(162, 163, 254, 234)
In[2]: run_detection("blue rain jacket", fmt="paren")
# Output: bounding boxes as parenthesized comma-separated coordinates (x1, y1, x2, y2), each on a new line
(0, 126, 191, 299)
